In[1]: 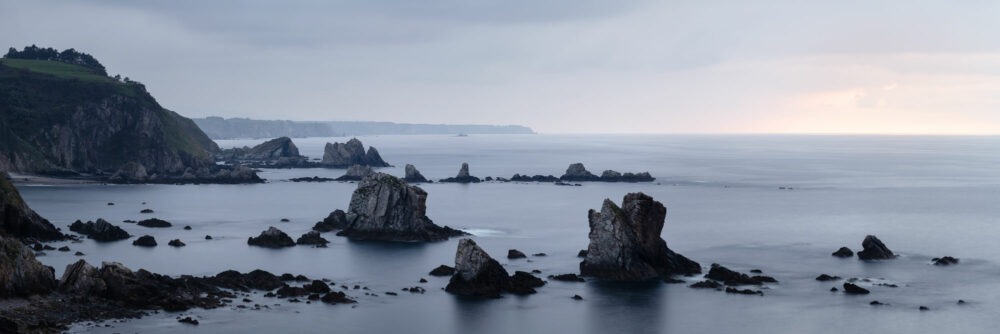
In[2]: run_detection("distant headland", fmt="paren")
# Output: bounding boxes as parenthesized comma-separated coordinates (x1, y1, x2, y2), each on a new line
(192, 117, 535, 139)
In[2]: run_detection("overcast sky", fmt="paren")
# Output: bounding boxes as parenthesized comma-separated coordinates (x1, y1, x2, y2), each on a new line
(2, 0, 1000, 134)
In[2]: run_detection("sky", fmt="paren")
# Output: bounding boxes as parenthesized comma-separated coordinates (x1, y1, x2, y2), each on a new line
(2, 0, 1000, 134)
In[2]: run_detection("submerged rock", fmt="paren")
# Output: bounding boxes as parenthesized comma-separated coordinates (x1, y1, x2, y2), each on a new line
(69, 219, 130, 242)
(579, 192, 701, 280)
(137, 218, 172, 228)
(857, 235, 896, 260)
(704, 264, 777, 286)
(321, 138, 390, 167)
(248, 227, 295, 248)
(337, 173, 466, 241)
(296, 231, 329, 245)
(445, 239, 516, 298)
(832, 247, 854, 258)
(132, 235, 157, 247)
(429, 265, 456, 276)
(403, 164, 429, 183)
(725, 287, 763, 296)
(336, 164, 374, 181)
(815, 274, 842, 281)
(439, 163, 481, 183)
(507, 249, 527, 259)
(313, 209, 348, 232)
(0, 236, 57, 297)
(0, 177, 66, 241)
(842, 282, 870, 294)
(168, 239, 186, 247)
(932, 256, 959, 266)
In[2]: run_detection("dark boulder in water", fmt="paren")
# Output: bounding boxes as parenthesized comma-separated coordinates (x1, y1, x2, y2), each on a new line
(580, 192, 700, 280)
(704, 264, 778, 286)
(507, 271, 546, 295)
(725, 287, 763, 295)
(857, 235, 895, 260)
(439, 163, 481, 183)
(337, 173, 466, 242)
(510, 174, 559, 182)
(313, 209, 348, 232)
(209, 269, 284, 291)
(689, 280, 723, 289)
(507, 249, 527, 259)
(140, 209, 154, 214)
(548, 273, 586, 282)
(247, 227, 295, 248)
(296, 231, 329, 245)
(429, 265, 456, 276)
(137, 218, 172, 228)
(842, 282, 870, 294)
(815, 274, 842, 281)
(132, 235, 157, 247)
(168, 239, 185, 247)
(832, 247, 854, 258)
(932, 256, 959, 266)
(69, 219, 130, 242)
(403, 164, 429, 183)
(320, 291, 357, 304)
(304, 280, 331, 294)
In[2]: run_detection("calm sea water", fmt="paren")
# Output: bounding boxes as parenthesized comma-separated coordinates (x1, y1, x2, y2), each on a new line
(16, 134, 1000, 333)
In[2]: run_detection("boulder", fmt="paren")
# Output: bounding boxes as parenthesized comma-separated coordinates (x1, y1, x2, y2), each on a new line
(842, 282, 870, 294)
(313, 209, 348, 232)
(559, 163, 600, 181)
(320, 291, 356, 304)
(137, 218, 172, 228)
(548, 273, 586, 282)
(856, 235, 895, 260)
(703, 264, 778, 286)
(248, 227, 295, 248)
(321, 138, 390, 167)
(337, 173, 466, 241)
(336, 164, 373, 181)
(132, 235, 157, 247)
(445, 239, 513, 298)
(0, 177, 65, 241)
(296, 231, 329, 245)
(403, 164, 428, 183)
(507, 271, 545, 295)
(0, 236, 57, 297)
(439, 163, 481, 183)
(69, 219, 130, 242)
(59, 259, 106, 295)
(579, 193, 700, 280)
(932, 256, 959, 266)
(429, 265, 456, 276)
(507, 249, 527, 259)
(831, 247, 853, 258)
(168, 239, 186, 247)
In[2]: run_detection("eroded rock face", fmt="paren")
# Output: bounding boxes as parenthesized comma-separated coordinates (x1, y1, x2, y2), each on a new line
(69, 218, 130, 242)
(445, 239, 513, 298)
(337, 173, 466, 241)
(580, 193, 701, 280)
(336, 165, 373, 181)
(0, 177, 65, 241)
(248, 227, 295, 248)
(313, 209, 348, 232)
(321, 138, 390, 167)
(59, 259, 105, 295)
(857, 235, 895, 260)
(560, 163, 600, 181)
(439, 163, 481, 183)
(0, 236, 57, 297)
(403, 164, 428, 183)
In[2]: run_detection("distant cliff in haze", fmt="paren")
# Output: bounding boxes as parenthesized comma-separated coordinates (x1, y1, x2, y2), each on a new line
(193, 117, 535, 139)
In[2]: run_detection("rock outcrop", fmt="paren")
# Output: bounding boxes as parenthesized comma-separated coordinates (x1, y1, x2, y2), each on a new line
(445, 239, 543, 298)
(0, 176, 65, 241)
(337, 173, 466, 241)
(214, 137, 309, 168)
(439, 163, 481, 183)
(336, 165, 373, 181)
(403, 164, 428, 183)
(68, 219, 130, 241)
(0, 236, 57, 297)
(296, 231, 329, 245)
(321, 138, 390, 167)
(136, 218, 172, 228)
(703, 264, 777, 286)
(932, 256, 959, 266)
(856, 235, 896, 260)
(832, 247, 854, 258)
(558, 163, 654, 182)
(579, 193, 701, 280)
(248, 227, 295, 248)
(132, 235, 156, 247)
(313, 209, 348, 232)
(559, 163, 600, 181)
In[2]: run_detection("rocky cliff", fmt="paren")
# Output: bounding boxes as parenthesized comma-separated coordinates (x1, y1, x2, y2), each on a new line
(321, 138, 390, 167)
(580, 193, 700, 280)
(0, 175, 65, 241)
(0, 235, 57, 298)
(0, 48, 260, 184)
(337, 173, 466, 241)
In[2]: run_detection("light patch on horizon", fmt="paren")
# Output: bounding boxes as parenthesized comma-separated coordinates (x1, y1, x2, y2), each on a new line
(1, 0, 999, 134)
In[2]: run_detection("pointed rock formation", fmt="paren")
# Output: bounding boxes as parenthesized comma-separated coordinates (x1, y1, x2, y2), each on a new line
(856, 235, 895, 260)
(335, 164, 373, 181)
(69, 218, 130, 242)
(337, 173, 466, 241)
(59, 259, 105, 295)
(0, 236, 57, 297)
(0, 176, 65, 241)
(403, 164, 429, 183)
(445, 239, 543, 297)
(248, 227, 295, 247)
(560, 163, 600, 181)
(313, 209, 348, 232)
(439, 163, 481, 183)
(321, 138, 390, 167)
(580, 193, 700, 280)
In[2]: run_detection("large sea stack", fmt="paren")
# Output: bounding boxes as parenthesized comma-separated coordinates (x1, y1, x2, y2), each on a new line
(439, 163, 481, 183)
(445, 239, 544, 298)
(337, 173, 466, 241)
(403, 164, 428, 183)
(580, 193, 701, 280)
(321, 138, 390, 167)
(0, 175, 65, 241)
(0, 46, 262, 184)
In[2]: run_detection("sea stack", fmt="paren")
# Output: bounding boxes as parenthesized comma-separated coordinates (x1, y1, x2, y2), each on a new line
(856, 235, 896, 260)
(445, 239, 544, 298)
(337, 173, 466, 241)
(559, 163, 600, 181)
(336, 165, 373, 181)
(321, 138, 390, 167)
(580, 192, 701, 280)
(68, 219, 130, 242)
(403, 164, 429, 183)
(247, 227, 295, 248)
(0, 176, 66, 241)
(439, 163, 481, 183)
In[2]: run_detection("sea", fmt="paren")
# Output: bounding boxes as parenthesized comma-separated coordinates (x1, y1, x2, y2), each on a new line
(15, 134, 1000, 333)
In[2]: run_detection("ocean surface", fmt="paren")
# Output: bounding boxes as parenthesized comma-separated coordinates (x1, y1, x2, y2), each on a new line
(15, 134, 1000, 333)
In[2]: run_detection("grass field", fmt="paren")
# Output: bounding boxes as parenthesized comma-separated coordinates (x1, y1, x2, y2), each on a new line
(0, 58, 111, 82)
